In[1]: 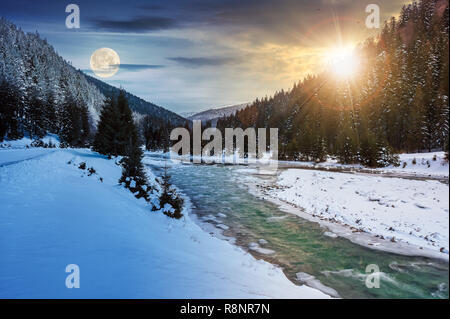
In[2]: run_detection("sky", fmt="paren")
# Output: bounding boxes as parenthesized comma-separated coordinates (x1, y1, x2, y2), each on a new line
(0, 0, 409, 114)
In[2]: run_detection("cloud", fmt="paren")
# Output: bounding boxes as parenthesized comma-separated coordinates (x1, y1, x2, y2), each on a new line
(167, 56, 238, 67)
(82, 64, 164, 76)
(111, 64, 165, 71)
(90, 16, 177, 32)
(138, 4, 165, 11)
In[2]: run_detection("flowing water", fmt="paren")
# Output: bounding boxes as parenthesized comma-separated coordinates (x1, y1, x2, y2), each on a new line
(146, 154, 449, 299)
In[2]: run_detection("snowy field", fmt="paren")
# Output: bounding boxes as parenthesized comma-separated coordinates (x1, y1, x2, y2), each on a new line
(260, 168, 449, 256)
(0, 147, 329, 298)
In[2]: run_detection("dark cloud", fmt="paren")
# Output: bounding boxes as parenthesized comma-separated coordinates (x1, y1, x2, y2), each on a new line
(167, 56, 238, 67)
(111, 64, 165, 71)
(138, 4, 165, 10)
(90, 16, 177, 32)
(76, 0, 406, 45)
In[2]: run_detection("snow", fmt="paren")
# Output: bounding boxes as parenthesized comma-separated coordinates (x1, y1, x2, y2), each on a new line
(323, 232, 338, 238)
(391, 152, 449, 177)
(295, 272, 340, 298)
(0, 134, 60, 150)
(263, 168, 449, 255)
(249, 242, 276, 255)
(0, 147, 330, 298)
(216, 223, 230, 230)
(277, 152, 449, 178)
(0, 148, 55, 167)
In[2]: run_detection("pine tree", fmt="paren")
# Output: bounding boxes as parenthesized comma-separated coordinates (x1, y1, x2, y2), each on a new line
(359, 132, 380, 167)
(312, 136, 327, 162)
(59, 95, 82, 147)
(93, 90, 139, 156)
(336, 114, 359, 164)
(80, 104, 90, 146)
(118, 97, 149, 199)
(43, 91, 57, 134)
(0, 80, 23, 141)
(158, 159, 183, 219)
(93, 97, 120, 155)
(119, 134, 147, 193)
(25, 91, 46, 139)
(116, 90, 138, 155)
(141, 115, 155, 151)
(420, 65, 440, 152)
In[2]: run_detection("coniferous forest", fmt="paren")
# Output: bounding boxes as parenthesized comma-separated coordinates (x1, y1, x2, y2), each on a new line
(1, 0, 449, 169)
(215, 0, 449, 167)
(1, 0, 449, 301)
(0, 16, 185, 218)
(0, 17, 186, 147)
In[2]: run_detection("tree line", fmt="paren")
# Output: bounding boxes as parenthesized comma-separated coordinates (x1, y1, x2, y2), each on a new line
(0, 80, 91, 147)
(215, 0, 449, 167)
(0, 82, 183, 218)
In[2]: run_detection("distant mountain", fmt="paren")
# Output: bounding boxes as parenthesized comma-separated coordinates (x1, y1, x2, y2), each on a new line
(179, 111, 198, 118)
(187, 103, 250, 125)
(84, 75, 186, 126)
(0, 18, 104, 123)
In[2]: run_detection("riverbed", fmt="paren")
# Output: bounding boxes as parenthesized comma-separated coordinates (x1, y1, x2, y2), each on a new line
(145, 153, 449, 299)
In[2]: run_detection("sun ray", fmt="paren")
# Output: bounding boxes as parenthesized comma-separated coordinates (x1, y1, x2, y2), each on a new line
(323, 45, 359, 78)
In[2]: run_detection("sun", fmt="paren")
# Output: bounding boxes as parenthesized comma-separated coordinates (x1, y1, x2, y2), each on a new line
(324, 45, 359, 78)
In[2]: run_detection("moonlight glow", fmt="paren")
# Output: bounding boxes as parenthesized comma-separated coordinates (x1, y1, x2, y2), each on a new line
(90, 48, 120, 78)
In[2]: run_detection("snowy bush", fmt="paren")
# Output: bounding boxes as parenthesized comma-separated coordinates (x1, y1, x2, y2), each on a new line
(30, 139, 45, 148)
(359, 133, 399, 168)
(155, 164, 184, 219)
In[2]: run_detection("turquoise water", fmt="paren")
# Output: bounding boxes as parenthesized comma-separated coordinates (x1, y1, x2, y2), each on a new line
(147, 154, 449, 299)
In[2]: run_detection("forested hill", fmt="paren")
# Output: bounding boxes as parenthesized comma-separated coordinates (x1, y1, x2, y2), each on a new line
(0, 17, 186, 144)
(216, 0, 449, 167)
(84, 74, 186, 126)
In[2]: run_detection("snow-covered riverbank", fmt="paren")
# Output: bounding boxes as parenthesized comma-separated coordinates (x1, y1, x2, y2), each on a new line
(250, 167, 449, 260)
(276, 152, 449, 179)
(0, 147, 330, 298)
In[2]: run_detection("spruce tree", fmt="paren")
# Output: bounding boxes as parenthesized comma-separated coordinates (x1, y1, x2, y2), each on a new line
(80, 104, 90, 146)
(119, 133, 148, 194)
(93, 97, 120, 155)
(141, 115, 155, 151)
(59, 95, 82, 147)
(359, 132, 379, 167)
(118, 97, 148, 198)
(26, 92, 46, 139)
(0, 80, 22, 141)
(336, 114, 359, 164)
(94, 90, 138, 156)
(116, 89, 138, 155)
(43, 91, 57, 134)
(158, 159, 183, 219)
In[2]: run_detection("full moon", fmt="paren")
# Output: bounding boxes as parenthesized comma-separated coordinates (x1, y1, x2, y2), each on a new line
(90, 48, 120, 78)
